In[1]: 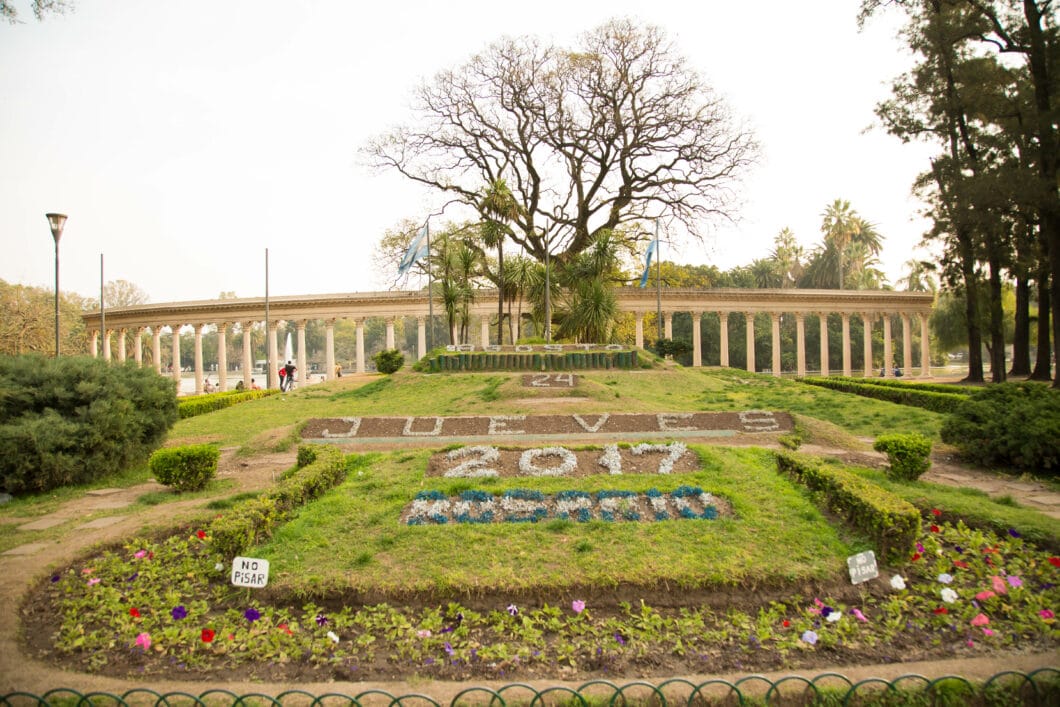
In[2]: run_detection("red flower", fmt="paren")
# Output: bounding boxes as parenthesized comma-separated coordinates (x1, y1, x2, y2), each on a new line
(196, 530, 206, 540)
(1050, 557, 1060, 568)
(782, 620, 790, 628)
(129, 607, 141, 618)
(930, 525, 940, 533)
(911, 553, 922, 561)
(954, 560, 969, 569)
(931, 509, 942, 517)
(278, 623, 293, 635)
(933, 607, 948, 615)
(201, 629, 215, 643)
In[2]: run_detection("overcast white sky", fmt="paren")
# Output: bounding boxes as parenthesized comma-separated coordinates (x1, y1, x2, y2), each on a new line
(1, 0, 939, 305)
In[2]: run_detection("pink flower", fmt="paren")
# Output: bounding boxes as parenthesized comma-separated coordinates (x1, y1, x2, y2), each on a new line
(133, 550, 147, 559)
(971, 613, 990, 627)
(572, 600, 586, 614)
(975, 590, 997, 601)
(851, 608, 868, 622)
(1006, 575, 1022, 588)
(991, 576, 1008, 595)
(135, 632, 151, 650)
(982, 628, 995, 636)
(87, 578, 100, 586)
(1039, 610, 1054, 620)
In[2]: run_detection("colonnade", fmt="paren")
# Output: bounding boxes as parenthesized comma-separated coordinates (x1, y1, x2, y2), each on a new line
(83, 288, 934, 394)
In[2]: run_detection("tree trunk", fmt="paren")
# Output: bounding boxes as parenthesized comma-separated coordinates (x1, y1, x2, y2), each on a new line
(1010, 273, 1031, 376)
(957, 231, 986, 383)
(985, 244, 1006, 383)
(1031, 264, 1052, 380)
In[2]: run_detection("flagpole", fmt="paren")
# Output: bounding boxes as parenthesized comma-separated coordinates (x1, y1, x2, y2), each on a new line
(425, 220, 433, 352)
(655, 219, 662, 343)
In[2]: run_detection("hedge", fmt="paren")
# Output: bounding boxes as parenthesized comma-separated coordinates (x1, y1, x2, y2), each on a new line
(776, 451, 920, 561)
(178, 389, 276, 419)
(207, 444, 347, 559)
(149, 444, 220, 491)
(799, 377, 968, 414)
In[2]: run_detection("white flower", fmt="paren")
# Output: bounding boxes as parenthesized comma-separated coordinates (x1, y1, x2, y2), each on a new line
(326, 631, 340, 643)
(941, 588, 958, 604)
(518, 447, 577, 476)
(826, 611, 842, 623)
(598, 444, 623, 474)
(890, 574, 907, 591)
(214, 562, 224, 572)
(631, 441, 687, 474)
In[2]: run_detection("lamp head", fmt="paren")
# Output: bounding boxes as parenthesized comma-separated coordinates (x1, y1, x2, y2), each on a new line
(46, 213, 67, 243)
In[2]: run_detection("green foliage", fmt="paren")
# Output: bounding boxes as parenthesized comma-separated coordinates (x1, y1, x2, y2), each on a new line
(776, 451, 920, 560)
(0, 355, 178, 494)
(372, 349, 405, 374)
(940, 382, 1060, 474)
(799, 377, 968, 414)
(148, 444, 220, 492)
(650, 338, 691, 358)
(208, 444, 347, 558)
(177, 389, 275, 419)
(874, 432, 932, 481)
(296, 444, 319, 468)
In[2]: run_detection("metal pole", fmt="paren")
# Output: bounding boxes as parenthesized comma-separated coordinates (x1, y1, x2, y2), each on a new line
(655, 219, 662, 343)
(426, 222, 434, 352)
(265, 248, 271, 387)
(100, 254, 105, 359)
(544, 242, 551, 343)
(54, 237, 60, 357)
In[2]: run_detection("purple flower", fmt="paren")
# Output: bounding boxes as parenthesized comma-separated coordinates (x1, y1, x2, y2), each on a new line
(315, 613, 328, 626)
(572, 600, 586, 614)
(801, 630, 818, 645)
(444, 641, 453, 656)
(171, 605, 187, 620)
(244, 608, 260, 622)
(916, 542, 925, 553)
(1007, 575, 1023, 588)
(507, 604, 518, 616)
(50, 575, 60, 583)
(614, 632, 626, 646)
(125, 572, 139, 583)
(1008, 529, 1021, 538)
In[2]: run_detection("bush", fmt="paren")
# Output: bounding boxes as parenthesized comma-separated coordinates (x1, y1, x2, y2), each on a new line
(650, 338, 690, 358)
(799, 377, 968, 414)
(0, 355, 178, 494)
(873, 432, 932, 480)
(372, 349, 405, 374)
(149, 444, 220, 492)
(178, 389, 275, 419)
(940, 382, 1060, 473)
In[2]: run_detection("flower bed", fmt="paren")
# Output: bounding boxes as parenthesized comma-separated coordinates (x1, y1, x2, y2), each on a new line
(401, 486, 729, 525)
(428, 442, 697, 478)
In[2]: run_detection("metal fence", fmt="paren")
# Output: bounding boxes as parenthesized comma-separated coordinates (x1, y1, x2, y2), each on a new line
(3, 669, 1059, 706)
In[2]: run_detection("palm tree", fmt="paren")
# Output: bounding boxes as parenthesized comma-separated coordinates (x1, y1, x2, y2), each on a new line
(770, 228, 804, 288)
(479, 179, 522, 344)
(897, 259, 938, 293)
(820, 199, 859, 290)
(556, 230, 622, 342)
(502, 255, 535, 342)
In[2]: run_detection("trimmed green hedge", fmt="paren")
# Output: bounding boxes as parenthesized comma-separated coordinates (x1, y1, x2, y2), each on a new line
(776, 451, 920, 561)
(0, 355, 177, 494)
(417, 349, 642, 372)
(149, 444, 220, 491)
(873, 432, 932, 481)
(799, 377, 968, 414)
(178, 389, 276, 419)
(207, 444, 347, 559)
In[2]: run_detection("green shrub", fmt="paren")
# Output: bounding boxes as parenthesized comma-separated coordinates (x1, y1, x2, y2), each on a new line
(149, 444, 220, 492)
(651, 338, 690, 358)
(776, 451, 919, 561)
(799, 377, 967, 414)
(177, 389, 275, 419)
(372, 349, 405, 374)
(940, 382, 1060, 473)
(0, 355, 178, 494)
(873, 432, 932, 481)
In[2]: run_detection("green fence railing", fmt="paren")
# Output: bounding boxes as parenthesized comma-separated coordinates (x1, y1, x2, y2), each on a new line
(3, 669, 1059, 706)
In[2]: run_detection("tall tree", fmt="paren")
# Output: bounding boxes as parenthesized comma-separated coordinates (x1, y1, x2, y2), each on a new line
(479, 179, 522, 344)
(364, 19, 757, 271)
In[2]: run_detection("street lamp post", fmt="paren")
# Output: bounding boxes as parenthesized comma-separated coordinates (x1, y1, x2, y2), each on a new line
(46, 213, 67, 357)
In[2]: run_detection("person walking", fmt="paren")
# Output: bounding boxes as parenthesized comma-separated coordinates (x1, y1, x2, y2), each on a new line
(284, 360, 297, 391)
(278, 366, 287, 391)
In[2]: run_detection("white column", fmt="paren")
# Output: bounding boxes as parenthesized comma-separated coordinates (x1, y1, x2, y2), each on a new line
(355, 319, 366, 374)
(217, 323, 228, 392)
(692, 311, 702, 367)
(819, 314, 829, 377)
(664, 312, 673, 340)
(481, 316, 490, 347)
(745, 312, 756, 373)
(170, 324, 182, 387)
(901, 313, 912, 375)
(795, 313, 806, 377)
(242, 321, 254, 389)
(863, 314, 874, 378)
(635, 314, 644, 349)
(134, 327, 144, 367)
(194, 324, 205, 395)
(841, 313, 852, 377)
(325, 319, 336, 378)
(920, 314, 932, 377)
(385, 318, 395, 351)
(719, 312, 729, 368)
(90, 330, 99, 358)
(417, 317, 427, 360)
(883, 315, 893, 378)
(297, 320, 308, 388)
(770, 313, 781, 377)
(117, 328, 127, 362)
(267, 321, 280, 389)
(152, 327, 162, 374)
(102, 330, 112, 361)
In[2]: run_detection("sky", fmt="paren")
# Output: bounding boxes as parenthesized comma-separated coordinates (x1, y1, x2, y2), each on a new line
(0, 0, 940, 305)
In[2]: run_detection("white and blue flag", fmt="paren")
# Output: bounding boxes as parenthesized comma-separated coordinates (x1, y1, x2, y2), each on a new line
(398, 223, 429, 276)
(638, 238, 656, 288)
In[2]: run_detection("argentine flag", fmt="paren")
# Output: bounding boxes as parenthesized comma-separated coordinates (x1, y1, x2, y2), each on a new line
(638, 238, 656, 288)
(398, 223, 429, 276)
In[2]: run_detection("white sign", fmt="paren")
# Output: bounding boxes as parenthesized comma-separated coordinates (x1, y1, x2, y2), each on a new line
(846, 550, 878, 585)
(231, 556, 270, 588)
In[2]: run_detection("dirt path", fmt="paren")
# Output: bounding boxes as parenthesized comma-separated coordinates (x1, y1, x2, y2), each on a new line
(1, 441, 1057, 698)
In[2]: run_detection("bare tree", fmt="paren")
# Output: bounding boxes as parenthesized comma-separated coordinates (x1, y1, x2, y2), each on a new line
(363, 18, 757, 267)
